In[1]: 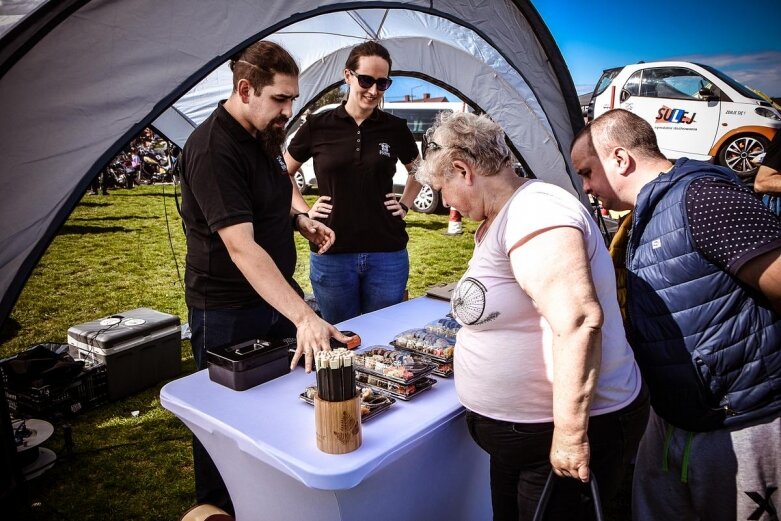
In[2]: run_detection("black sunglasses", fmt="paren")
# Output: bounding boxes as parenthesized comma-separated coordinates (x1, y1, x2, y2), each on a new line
(349, 70, 393, 91)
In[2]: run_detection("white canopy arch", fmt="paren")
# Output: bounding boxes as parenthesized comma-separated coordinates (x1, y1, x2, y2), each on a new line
(0, 0, 584, 327)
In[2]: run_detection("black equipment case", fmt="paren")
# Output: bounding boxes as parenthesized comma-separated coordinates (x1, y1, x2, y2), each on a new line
(67, 308, 181, 400)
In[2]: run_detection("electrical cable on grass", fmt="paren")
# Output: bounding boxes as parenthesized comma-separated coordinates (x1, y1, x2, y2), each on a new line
(161, 184, 185, 291)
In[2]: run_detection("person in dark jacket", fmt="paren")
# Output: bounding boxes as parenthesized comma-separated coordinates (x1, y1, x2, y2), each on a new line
(754, 129, 781, 216)
(570, 109, 781, 521)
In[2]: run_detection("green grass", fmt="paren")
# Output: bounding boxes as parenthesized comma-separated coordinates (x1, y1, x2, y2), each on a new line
(0, 185, 476, 520)
(2, 185, 632, 520)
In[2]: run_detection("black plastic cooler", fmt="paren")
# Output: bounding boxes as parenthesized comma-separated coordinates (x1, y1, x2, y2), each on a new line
(67, 308, 181, 400)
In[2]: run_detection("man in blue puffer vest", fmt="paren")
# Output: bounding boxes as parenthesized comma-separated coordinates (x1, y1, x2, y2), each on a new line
(571, 109, 781, 521)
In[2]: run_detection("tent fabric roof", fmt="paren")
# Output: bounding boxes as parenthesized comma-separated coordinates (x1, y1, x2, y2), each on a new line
(0, 0, 584, 328)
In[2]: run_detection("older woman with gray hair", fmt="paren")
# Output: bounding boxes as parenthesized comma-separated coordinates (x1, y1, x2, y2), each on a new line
(415, 112, 648, 520)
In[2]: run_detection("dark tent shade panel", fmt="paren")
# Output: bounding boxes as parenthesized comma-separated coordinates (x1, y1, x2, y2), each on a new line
(0, 0, 584, 329)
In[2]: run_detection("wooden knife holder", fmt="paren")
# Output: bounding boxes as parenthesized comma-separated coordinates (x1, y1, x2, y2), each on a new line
(314, 394, 361, 454)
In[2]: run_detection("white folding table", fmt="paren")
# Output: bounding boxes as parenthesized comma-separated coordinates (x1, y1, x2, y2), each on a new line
(160, 297, 491, 521)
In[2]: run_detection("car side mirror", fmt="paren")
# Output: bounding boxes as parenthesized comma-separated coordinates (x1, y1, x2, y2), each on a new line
(620, 89, 631, 103)
(698, 87, 717, 101)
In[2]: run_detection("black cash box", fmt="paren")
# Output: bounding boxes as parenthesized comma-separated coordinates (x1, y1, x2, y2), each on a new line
(207, 339, 291, 391)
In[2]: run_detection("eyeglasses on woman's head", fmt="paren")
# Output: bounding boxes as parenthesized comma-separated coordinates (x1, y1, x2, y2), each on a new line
(422, 126, 476, 160)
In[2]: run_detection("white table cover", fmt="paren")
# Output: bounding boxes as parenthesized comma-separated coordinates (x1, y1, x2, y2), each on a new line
(161, 297, 491, 521)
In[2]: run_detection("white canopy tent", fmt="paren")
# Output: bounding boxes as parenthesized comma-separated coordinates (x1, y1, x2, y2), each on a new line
(0, 0, 584, 328)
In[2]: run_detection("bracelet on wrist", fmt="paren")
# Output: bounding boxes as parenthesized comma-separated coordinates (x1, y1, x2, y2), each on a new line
(399, 202, 409, 215)
(292, 212, 308, 231)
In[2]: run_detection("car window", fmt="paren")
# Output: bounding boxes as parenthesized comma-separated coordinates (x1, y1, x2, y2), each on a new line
(623, 71, 641, 97)
(637, 67, 711, 100)
(592, 68, 621, 97)
(384, 108, 449, 140)
(698, 63, 761, 101)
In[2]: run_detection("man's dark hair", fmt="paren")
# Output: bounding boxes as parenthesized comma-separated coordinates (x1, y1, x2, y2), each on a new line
(345, 41, 392, 72)
(573, 109, 666, 161)
(230, 41, 299, 93)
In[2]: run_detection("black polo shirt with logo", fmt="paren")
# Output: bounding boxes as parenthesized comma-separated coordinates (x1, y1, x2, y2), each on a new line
(180, 102, 295, 309)
(287, 102, 418, 254)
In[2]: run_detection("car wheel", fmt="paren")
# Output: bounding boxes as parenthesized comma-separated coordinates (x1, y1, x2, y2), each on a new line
(718, 134, 770, 179)
(413, 185, 441, 214)
(294, 171, 309, 194)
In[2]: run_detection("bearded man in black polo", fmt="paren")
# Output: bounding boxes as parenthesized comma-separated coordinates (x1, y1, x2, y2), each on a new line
(180, 40, 348, 515)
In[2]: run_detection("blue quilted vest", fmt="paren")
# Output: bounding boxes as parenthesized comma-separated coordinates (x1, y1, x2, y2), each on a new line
(627, 158, 781, 431)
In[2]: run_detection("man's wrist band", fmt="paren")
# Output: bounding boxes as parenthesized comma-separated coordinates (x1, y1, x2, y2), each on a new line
(292, 212, 308, 231)
(399, 202, 409, 214)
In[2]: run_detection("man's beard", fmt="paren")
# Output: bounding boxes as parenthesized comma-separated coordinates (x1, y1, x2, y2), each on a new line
(259, 116, 288, 156)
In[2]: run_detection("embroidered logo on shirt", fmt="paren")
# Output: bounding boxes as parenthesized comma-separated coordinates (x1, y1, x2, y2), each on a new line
(276, 155, 288, 174)
(652, 239, 662, 249)
(379, 143, 391, 157)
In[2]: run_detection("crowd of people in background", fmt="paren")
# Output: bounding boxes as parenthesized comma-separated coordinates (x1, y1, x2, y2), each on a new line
(88, 127, 180, 195)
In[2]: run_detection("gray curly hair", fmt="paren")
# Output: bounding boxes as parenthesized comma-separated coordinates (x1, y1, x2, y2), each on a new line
(414, 111, 510, 186)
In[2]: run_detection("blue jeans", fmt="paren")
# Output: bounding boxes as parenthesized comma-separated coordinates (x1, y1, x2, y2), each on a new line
(309, 249, 409, 324)
(466, 385, 649, 521)
(187, 303, 296, 515)
(189, 303, 295, 371)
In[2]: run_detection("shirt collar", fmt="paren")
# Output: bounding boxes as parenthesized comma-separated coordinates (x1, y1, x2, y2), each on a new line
(215, 100, 255, 143)
(335, 100, 382, 122)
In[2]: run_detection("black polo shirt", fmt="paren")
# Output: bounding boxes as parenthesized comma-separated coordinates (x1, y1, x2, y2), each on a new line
(180, 102, 295, 309)
(287, 102, 418, 253)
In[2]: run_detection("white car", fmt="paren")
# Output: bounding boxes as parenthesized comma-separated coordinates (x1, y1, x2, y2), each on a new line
(287, 101, 471, 213)
(588, 61, 781, 180)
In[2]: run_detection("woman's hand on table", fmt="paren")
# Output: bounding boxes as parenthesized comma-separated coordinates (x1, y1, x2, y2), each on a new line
(308, 196, 332, 220)
(549, 428, 591, 482)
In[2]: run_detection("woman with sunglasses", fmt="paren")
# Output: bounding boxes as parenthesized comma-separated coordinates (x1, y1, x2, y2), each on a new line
(285, 41, 422, 324)
(415, 111, 649, 521)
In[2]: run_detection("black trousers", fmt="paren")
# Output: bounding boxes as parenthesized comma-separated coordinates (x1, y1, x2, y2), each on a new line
(188, 303, 295, 516)
(466, 385, 649, 521)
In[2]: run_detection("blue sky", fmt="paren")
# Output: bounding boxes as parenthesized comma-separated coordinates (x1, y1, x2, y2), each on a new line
(385, 0, 781, 101)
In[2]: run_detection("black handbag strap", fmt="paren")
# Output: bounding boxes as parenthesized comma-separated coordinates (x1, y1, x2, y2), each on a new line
(532, 469, 604, 521)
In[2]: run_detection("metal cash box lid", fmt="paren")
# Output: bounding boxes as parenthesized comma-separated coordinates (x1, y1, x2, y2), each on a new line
(67, 308, 181, 352)
(206, 338, 290, 373)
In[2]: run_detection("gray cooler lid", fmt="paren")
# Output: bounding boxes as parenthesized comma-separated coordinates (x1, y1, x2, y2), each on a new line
(67, 308, 180, 350)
